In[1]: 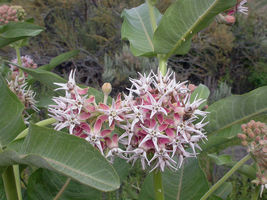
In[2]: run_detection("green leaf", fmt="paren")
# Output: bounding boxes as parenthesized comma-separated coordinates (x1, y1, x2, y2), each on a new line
(0, 124, 120, 192)
(39, 50, 80, 71)
(153, 0, 236, 57)
(203, 86, 267, 151)
(121, 3, 162, 56)
(213, 182, 232, 200)
(18, 67, 106, 105)
(190, 84, 210, 109)
(208, 154, 256, 179)
(139, 158, 209, 200)
(0, 75, 26, 147)
(0, 22, 44, 38)
(0, 37, 25, 48)
(27, 169, 101, 200)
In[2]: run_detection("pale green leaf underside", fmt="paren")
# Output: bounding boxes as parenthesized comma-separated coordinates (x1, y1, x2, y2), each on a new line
(121, 3, 162, 56)
(0, 124, 120, 192)
(203, 86, 267, 150)
(0, 75, 25, 148)
(153, 0, 236, 57)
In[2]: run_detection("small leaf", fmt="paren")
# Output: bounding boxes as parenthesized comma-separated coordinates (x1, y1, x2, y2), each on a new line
(0, 124, 120, 192)
(0, 22, 44, 38)
(139, 158, 209, 200)
(39, 50, 80, 71)
(121, 3, 162, 56)
(153, 0, 236, 57)
(0, 75, 26, 147)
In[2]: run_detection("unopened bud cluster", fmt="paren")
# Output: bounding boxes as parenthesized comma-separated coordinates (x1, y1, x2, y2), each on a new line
(0, 5, 26, 25)
(7, 56, 39, 123)
(217, 0, 248, 25)
(238, 120, 267, 196)
(49, 69, 208, 172)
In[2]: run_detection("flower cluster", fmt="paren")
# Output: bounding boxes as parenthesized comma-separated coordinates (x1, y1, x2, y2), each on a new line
(7, 56, 39, 123)
(0, 5, 26, 25)
(49, 69, 208, 172)
(238, 120, 267, 196)
(10, 56, 38, 77)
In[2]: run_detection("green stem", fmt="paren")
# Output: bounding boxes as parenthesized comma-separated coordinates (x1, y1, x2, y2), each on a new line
(12, 165, 22, 200)
(153, 170, 164, 200)
(53, 178, 71, 200)
(158, 55, 167, 76)
(251, 185, 260, 200)
(146, 0, 157, 32)
(200, 154, 251, 200)
(15, 118, 57, 140)
(2, 166, 19, 200)
(15, 47, 23, 77)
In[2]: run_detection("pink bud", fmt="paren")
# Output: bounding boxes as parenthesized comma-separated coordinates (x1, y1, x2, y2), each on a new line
(225, 15, 236, 24)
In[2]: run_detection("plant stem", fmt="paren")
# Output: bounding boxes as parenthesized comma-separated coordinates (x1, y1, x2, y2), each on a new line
(12, 165, 22, 200)
(2, 166, 19, 200)
(15, 118, 57, 140)
(200, 154, 251, 200)
(53, 178, 71, 200)
(158, 55, 167, 75)
(15, 47, 23, 77)
(146, 0, 157, 32)
(153, 170, 165, 200)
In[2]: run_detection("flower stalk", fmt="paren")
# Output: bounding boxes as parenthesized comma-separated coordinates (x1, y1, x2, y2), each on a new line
(200, 154, 251, 200)
(154, 170, 164, 200)
(15, 118, 57, 140)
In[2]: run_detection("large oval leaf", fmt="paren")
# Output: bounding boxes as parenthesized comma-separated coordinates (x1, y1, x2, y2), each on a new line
(203, 86, 267, 151)
(0, 75, 25, 147)
(139, 158, 209, 200)
(153, 0, 236, 57)
(0, 124, 120, 192)
(121, 3, 162, 57)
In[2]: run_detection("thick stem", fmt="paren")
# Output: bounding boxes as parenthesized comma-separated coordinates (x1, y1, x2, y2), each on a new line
(15, 118, 57, 140)
(153, 170, 165, 200)
(2, 166, 19, 200)
(53, 178, 71, 200)
(12, 165, 22, 200)
(146, 0, 157, 32)
(200, 154, 251, 200)
(158, 55, 167, 76)
(15, 47, 23, 77)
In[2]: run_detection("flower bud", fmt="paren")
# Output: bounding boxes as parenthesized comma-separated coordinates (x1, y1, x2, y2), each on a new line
(102, 83, 112, 96)
(224, 15, 236, 24)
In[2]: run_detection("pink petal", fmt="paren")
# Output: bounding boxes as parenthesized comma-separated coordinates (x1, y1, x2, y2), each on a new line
(165, 128, 175, 138)
(101, 129, 112, 137)
(78, 111, 91, 120)
(85, 96, 95, 104)
(159, 124, 168, 132)
(150, 119, 157, 128)
(164, 118, 174, 125)
(99, 115, 108, 122)
(77, 87, 89, 95)
(94, 119, 103, 133)
(112, 134, 118, 144)
(99, 103, 110, 110)
(80, 122, 91, 133)
(156, 113, 164, 124)
(158, 138, 170, 145)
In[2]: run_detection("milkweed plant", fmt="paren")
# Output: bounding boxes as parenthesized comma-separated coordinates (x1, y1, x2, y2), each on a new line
(0, 0, 266, 200)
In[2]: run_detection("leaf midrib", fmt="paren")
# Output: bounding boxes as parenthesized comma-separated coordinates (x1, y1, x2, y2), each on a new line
(165, 0, 220, 58)
(133, 7, 154, 51)
(208, 107, 267, 136)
